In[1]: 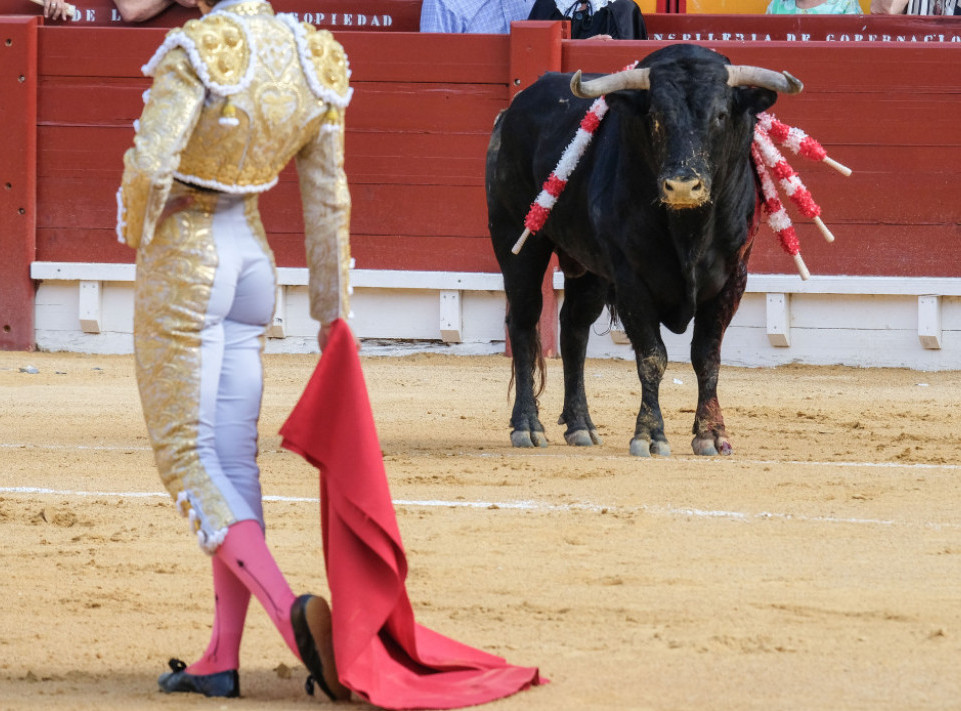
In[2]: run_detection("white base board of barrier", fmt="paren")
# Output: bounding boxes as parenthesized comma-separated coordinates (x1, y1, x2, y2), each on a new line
(29, 262, 961, 371)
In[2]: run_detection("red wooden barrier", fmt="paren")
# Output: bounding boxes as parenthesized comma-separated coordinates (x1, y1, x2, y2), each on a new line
(3, 15, 961, 350)
(0, 16, 38, 350)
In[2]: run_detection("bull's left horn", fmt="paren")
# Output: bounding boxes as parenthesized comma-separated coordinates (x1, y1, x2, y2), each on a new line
(726, 65, 803, 94)
(571, 67, 651, 98)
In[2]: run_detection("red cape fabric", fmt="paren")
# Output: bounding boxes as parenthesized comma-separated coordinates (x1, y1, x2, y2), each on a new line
(279, 319, 543, 710)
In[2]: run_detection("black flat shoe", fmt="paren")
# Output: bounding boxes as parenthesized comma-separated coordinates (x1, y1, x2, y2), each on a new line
(158, 658, 240, 698)
(290, 594, 351, 701)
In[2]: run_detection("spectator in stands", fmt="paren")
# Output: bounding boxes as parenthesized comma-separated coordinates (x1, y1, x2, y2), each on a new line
(40, 0, 71, 20)
(766, 0, 862, 12)
(527, 0, 647, 39)
(113, 0, 198, 22)
(420, 0, 645, 37)
(42, 0, 199, 22)
(419, 0, 534, 32)
(871, 0, 960, 12)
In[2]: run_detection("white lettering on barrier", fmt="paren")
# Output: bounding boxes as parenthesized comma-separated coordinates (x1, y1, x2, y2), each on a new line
(649, 31, 961, 43)
(287, 12, 393, 28)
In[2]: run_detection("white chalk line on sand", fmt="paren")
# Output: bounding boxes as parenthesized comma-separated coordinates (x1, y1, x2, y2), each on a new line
(2, 441, 958, 529)
(1, 485, 957, 531)
(1, 441, 958, 472)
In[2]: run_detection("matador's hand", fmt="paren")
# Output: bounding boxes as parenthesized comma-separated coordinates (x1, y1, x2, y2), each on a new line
(318, 322, 361, 353)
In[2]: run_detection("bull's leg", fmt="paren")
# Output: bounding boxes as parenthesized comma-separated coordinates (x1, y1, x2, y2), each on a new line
(689, 267, 748, 456)
(558, 272, 607, 446)
(618, 305, 671, 458)
(499, 242, 555, 449)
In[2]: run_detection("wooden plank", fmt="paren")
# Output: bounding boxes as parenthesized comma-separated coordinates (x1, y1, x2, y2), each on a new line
(564, 40, 961, 93)
(0, 16, 39, 350)
(346, 81, 507, 131)
(37, 127, 490, 186)
(37, 27, 510, 83)
(15, 0, 422, 30)
(748, 224, 961, 279)
(268, 234, 500, 271)
(261, 183, 490, 235)
(645, 13, 961, 42)
(341, 33, 509, 84)
(38, 27, 166, 78)
(36, 228, 132, 264)
(509, 20, 567, 97)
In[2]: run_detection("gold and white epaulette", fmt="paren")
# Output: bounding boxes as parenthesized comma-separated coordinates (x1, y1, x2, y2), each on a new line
(276, 15, 353, 110)
(141, 13, 255, 97)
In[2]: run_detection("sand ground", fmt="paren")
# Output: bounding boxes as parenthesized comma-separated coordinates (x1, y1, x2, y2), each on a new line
(1, 349, 960, 710)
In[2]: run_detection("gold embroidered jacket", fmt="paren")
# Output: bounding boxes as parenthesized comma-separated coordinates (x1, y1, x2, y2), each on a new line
(117, 0, 352, 325)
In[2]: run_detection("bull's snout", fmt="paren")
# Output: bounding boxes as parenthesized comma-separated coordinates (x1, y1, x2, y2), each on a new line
(660, 173, 709, 208)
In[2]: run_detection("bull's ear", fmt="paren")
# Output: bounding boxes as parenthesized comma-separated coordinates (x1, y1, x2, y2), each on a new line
(734, 86, 777, 115)
(606, 89, 650, 115)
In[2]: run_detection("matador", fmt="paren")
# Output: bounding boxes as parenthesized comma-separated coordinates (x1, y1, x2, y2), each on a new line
(116, 0, 354, 699)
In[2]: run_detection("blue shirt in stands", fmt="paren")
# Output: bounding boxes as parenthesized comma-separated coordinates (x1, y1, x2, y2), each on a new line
(419, 0, 535, 32)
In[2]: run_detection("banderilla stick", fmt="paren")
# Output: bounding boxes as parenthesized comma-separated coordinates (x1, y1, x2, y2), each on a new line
(29, 0, 77, 18)
(511, 228, 532, 255)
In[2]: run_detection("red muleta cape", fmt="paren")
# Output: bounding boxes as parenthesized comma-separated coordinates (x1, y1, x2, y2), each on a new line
(279, 319, 544, 710)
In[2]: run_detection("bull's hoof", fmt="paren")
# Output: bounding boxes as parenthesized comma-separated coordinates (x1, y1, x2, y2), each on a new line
(629, 437, 671, 457)
(511, 430, 548, 448)
(629, 437, 651, 457)
(650, 439, 671, 457)
(564, 429, 602, 447)
(691, 435, 732, 456)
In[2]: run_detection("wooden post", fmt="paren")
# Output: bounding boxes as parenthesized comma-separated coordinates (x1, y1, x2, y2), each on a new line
(508, 20, 568, 99)
(0, 16, 38, 351)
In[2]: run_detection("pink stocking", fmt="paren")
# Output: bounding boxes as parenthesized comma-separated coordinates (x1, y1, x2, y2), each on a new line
(212, 519, 300, 660)
(186, 557, 251, 675)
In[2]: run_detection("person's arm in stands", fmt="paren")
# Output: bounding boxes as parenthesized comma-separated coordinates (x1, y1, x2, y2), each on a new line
(113, 0, 197, 23)
(870, 0, 909, 12)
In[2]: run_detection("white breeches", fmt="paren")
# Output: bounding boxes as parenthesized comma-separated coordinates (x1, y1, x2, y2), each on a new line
(134, 187, 277, 550)
(196, 196, 276, 529)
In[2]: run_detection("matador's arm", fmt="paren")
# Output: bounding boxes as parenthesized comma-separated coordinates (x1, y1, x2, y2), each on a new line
(116, 46, 205, 249)
(295, 107, 353, 328)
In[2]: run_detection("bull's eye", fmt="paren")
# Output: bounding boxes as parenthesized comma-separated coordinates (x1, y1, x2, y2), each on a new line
(714, 111, 729, 127)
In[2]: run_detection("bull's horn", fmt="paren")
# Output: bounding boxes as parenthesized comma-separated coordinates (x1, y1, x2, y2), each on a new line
(570, 67, 651, 98)
(726, 65, 803, 94)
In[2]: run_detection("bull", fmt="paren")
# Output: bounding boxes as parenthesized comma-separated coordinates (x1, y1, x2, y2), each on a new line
(485, 44, 802, 457)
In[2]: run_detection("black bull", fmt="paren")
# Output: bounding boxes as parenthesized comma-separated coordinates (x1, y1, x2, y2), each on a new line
(485, 44, 802, 457)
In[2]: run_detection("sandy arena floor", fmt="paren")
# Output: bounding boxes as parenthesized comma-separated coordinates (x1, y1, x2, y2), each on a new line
(1, 349, 960, 710)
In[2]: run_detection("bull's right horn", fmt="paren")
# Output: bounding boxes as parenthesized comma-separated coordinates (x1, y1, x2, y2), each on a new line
(726, 65, 804, 94)
(570, 67, 651, 98)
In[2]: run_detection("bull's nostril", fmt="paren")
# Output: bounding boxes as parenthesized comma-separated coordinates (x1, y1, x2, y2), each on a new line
(692, 181, 703, 192)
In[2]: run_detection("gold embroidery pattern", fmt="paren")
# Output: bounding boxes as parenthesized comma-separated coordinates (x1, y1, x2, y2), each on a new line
(176, 11, 321, 190)
(133, 185, 234, 547)
(227, 0, 272, 16)
(119, 49, 204, 248)
(296, 115, 352, 325)
(183, 14, 249, 87)
(305, 27, 350, 100)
